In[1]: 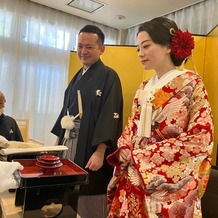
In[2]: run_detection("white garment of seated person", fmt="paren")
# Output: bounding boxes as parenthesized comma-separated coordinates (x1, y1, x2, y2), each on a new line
(0, 161, 23, 193)
(0, 135, 8, 143)
(0, 135, 23, 193)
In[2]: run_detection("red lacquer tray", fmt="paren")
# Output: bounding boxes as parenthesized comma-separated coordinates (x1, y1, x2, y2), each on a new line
(13, 159, 89, 189)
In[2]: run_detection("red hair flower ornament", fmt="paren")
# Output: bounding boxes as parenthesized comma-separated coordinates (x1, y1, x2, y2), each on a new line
(170, 28, 195, 59)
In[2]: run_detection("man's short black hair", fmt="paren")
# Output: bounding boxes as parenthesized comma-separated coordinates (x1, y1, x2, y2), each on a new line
(79, 25, 105, 45)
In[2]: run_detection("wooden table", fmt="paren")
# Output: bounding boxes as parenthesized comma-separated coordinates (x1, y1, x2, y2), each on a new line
(0, 158, 87, 218)
(0, 191, 22, 218)
(0, 191, 81, 218)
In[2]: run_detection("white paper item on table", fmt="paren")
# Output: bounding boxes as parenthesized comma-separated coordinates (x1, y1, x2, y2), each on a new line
(0, 145, 68, 155)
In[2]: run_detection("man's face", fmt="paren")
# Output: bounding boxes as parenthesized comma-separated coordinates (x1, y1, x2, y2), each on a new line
(77, 32, 105, 68)
(0, 92, 6, 109)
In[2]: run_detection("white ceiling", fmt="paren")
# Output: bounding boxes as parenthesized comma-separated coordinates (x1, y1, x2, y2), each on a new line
(30, 0, 203, 30)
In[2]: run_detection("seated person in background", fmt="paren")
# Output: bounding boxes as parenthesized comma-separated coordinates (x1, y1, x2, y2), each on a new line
(0, 91, 23, 141)
(0, 93, 25, 193)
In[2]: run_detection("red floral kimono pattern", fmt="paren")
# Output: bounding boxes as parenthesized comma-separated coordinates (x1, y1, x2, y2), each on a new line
(107, 71, 214, 218)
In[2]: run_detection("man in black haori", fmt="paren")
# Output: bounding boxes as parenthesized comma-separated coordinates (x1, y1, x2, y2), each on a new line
(51, 25, 123, 218)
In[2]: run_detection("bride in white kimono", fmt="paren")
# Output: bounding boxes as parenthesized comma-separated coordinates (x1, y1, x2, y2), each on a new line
(107, 17, 214, 218)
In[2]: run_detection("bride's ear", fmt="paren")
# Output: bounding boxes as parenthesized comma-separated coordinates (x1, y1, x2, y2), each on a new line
(166, 45, 171, 54)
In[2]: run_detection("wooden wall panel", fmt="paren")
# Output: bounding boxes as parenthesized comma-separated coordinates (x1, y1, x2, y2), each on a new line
(203, 26, 218, 164)
(185, 36, 206, 77)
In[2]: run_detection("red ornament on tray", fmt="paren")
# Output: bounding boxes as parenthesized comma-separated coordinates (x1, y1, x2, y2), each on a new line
(36, 155, 63, 174)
